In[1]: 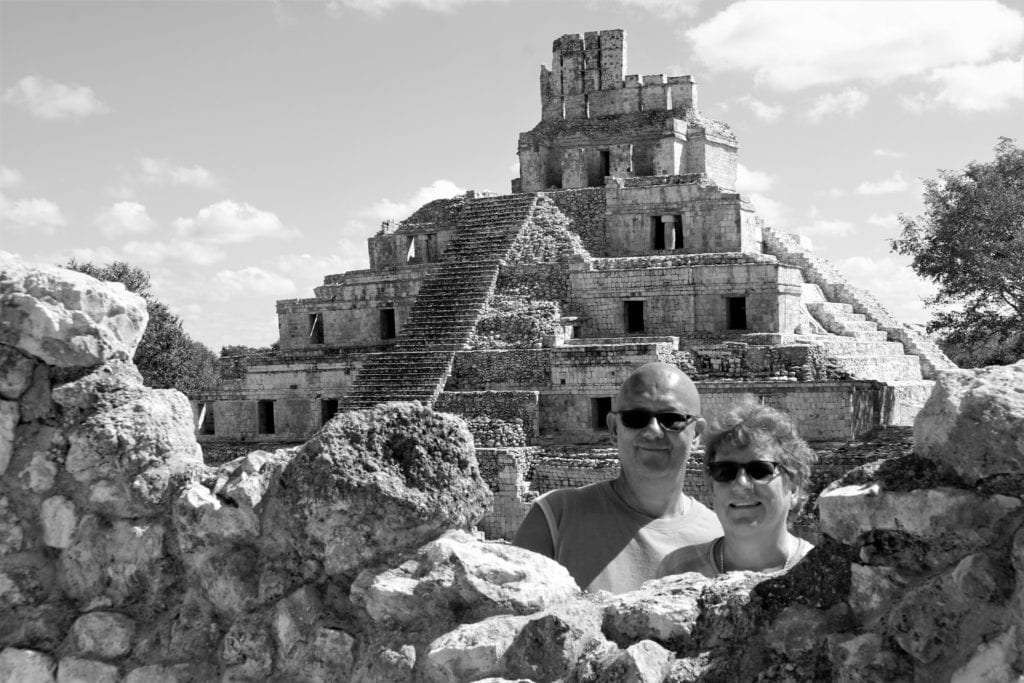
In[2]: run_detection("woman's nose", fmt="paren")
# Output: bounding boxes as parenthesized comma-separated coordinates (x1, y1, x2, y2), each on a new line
(731, 467, 755, 488)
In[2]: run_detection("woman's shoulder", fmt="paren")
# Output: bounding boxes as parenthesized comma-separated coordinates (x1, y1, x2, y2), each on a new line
(657, 537, 720, 579)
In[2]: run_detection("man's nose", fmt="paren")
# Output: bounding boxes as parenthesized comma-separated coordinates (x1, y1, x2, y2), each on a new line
(639, 415, 664, 437)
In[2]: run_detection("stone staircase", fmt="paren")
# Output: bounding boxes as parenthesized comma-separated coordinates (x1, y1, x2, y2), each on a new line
(338, 193, 538, 410)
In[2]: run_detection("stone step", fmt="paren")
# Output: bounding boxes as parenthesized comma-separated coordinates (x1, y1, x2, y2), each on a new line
(829, 354, 924, 382)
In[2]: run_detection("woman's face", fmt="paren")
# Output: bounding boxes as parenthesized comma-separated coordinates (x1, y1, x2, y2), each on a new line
(710, 442, 797, 540)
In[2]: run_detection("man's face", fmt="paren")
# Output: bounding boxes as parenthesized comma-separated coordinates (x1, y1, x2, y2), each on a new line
(608, 371, 702, 486)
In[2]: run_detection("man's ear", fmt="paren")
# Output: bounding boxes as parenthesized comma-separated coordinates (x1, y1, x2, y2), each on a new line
(692, 417, 706, 444)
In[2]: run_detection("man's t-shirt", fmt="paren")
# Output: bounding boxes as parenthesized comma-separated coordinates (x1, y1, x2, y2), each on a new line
(533, 480, 722, 593)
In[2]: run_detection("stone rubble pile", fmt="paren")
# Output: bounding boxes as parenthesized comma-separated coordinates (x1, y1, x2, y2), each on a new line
(1, 252, 1021, 682)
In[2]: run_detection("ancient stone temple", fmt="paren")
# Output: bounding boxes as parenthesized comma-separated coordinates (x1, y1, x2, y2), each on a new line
(195, 29, 955, 538)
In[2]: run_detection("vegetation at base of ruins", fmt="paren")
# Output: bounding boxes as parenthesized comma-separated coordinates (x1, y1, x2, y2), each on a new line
(220, 343, 279, 357)
(65, 259, 219, 397)
(892, 137, 1024, 367)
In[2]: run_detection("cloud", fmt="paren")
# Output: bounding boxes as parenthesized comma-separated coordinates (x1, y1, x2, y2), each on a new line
(326, 0, 502, 16)
(928, 59, 1024, 111)
(857, 171, 909, 195)
(3, 75, 109, 120)
(94, 201, 157, 238)
(139, 157, 219, 189)
(686, 0, 1024, 91)
(821, 187, 846, 199)
(734, 95, 783, 123)
(1, 195, 66, 232)
(212, 267, 297, 299)
(173, 200, 299, 245)
(736, 164, 776, 194)
(361, 179, 465, 223)
(607, 0, 703, 19)
(806, 88, 868, 123)
(121, 240, 225, 267)
(749, 193, 786, 228)
(873, 148, 905, 159)
(836, 255, 937, 324)
(793, 219, 855, 238)
(0, 167, 23, 189)
(867, 213, 900, 231)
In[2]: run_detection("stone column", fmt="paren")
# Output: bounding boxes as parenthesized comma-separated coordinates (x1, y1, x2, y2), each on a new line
(662, 215, 677, 250)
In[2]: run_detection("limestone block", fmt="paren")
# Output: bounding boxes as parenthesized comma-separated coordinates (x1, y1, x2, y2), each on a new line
(819, 484, 1021, 567)
(275, 627, 355, 681)
(172, 483, 258, 555)
(595, 640, 674, 683)
(950, 626, 1022, 683)
(0, 496, 24, 555)
(0, 251, 148, 368)
(56, 657, 119, 683)
(351, 530, 579, 631)
(914, 360, 1024, 484)
(219, 613, 272, 680)
(886, 552, 1014, 666)
(20, 448, 58, 494)
(0, 400, 16, 476)
(195, 546, 260, 617)
(421, 614, 530, 683)
(221, 450, 288, 509)
(764, 603, 851, 656)
(0, 346, 35, 399)
(58, 515, 166, 609)
(273, 585, 322, 658)
(601, 573, 711, 650)
(278, 403, 491, 578)
(68, 611, 135, 658)
(40, 496, 77, 548)
(827, 632, 913, 683)
(848, 563, 909, 628)
(0, 648, 56, 682)
(123, 665, 181, 683)
(20, 364, 51, 422)
(502, 601, 604, 681)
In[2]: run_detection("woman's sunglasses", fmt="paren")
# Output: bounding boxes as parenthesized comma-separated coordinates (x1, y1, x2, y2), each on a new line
(612, 409, 696, 432)
(707, 460, 783, 483)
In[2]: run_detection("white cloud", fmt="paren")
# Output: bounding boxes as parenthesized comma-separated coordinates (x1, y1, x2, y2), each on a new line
(867, 213, 900, 231)
(837, 255, 937, 324)
(794, 219, 854, 238)
(736, 164, 776, 194)
(3, 75, 109, 120)
(687, 1, 1024, 91)
(94, 201, 157, 238)
(821, 187, 847, 199)
(806, 88, 868, 123)
(734, 95, 783, 122)
(749, 193, 786, 228)
(326, 0, 501, 16)
(857, 171, 909, 196)
(212, 267, 297, 299)
(121, 240, 226, 267)
(607, 0, 703, 19)
(139, 157, 219, 189)
(873, 148, 905, 159)
(61, 246, 123, 265)
(929, 59, 1024, 111)
(0, 167, 23, 189)
(1, 195, 66, 232)
(361, 179, 465, 222)
(173, 200, 299, 245)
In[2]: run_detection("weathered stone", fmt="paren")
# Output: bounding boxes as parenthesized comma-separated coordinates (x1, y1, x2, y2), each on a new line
(195, 546, 260, 617)
(886, 552, 1014, 667)
(819, 484, 1021, 569)
(0, 496, 24, 555)
(131, 587, 219, 664)
(601, 573, 710, 650)
(0, 252, 148, 368)
(502, 601, 604, 681)
(273, 584, 322, 658)
(57, 364, 202, 518)
(421, 614, 530, 683)
(20, 448, 58, 495)
(278, 402, 491, 578)
(351, 529, 579, 632)
(848, 563, 909, 628)
(950, 625, 1022, 683)
(0, 647, 56, 683)
(56, 657, 119, 683)
(122, 664, 181, 683)
(351, 643, 417, 683)
(172, 483, 259, 555)
(68, 611, 135, 658)
(20, 364, 51, 422)
(58, 515, 166, 609)
(764, 603, 851, 656)
(220, 450, 287, 509)
(594, 639, 674, 683)
(40, 496, 77, 549)
(0, 346, 36, 399)
(0, 399, 17, 475)
(914, 360, 1024, 484)
(827, 632, 913, 683)
(219, 613, 273, 680)
(275, 627, 355, 681)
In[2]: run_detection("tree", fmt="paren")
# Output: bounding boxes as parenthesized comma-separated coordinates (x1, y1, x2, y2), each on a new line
(65, 259, 220, 396)
(891, 137, 1024, 367)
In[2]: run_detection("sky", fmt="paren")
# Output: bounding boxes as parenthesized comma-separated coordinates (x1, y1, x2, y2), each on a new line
(2, 0, 1022, 351)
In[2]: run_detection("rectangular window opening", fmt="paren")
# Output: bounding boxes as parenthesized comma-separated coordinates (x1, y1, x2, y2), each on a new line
(673, 218, 683, 249)
(257, 400, 276, 435)
(198, 402, 215, 435)
(380, 308, 397, 339)
(625, 300, 645, 333)
(599, 150, 611, 178)
(652, 216, 665, 250)
(592, 396, 613, 431)
(308, 313, 324, 345)
(727, 296, 748, 330)
(321, 398, 339, 425)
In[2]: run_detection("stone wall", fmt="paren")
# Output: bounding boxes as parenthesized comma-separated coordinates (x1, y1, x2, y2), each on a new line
(542, 187, 606, 254)
(434, 391, 540, 445)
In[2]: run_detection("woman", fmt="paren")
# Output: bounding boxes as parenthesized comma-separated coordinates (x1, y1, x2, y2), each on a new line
(658, 402, 818, 577)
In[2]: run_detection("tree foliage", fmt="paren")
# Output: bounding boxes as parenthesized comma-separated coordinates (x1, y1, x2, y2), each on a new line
(65, 259, 220, 396)
(891, 138, 1024, 367)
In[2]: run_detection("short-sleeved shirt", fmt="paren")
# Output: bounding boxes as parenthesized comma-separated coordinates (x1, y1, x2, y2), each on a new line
(532, 480, 722, 593)
(657, 536, 814, 579)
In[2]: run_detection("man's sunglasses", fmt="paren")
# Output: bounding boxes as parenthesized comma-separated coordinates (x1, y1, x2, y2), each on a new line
(707, 460, 783, 483)
(613, 410, 696, 432)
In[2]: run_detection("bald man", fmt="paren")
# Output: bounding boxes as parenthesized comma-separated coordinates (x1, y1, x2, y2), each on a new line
(513, 362, 721, 593)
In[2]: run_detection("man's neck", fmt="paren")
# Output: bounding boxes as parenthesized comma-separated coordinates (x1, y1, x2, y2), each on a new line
(612, 476, 689, 518)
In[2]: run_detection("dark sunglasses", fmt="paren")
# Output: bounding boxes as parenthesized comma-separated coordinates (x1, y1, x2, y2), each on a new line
(707, 460, 783, 483)
(613, 409, 696, 432)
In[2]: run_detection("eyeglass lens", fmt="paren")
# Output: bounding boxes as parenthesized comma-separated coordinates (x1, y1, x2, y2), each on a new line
(708, 460, 780, 483)
(618, 409, 694, 432)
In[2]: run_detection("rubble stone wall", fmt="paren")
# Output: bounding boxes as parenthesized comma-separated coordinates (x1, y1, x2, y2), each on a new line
(542, 187, 607, 254)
